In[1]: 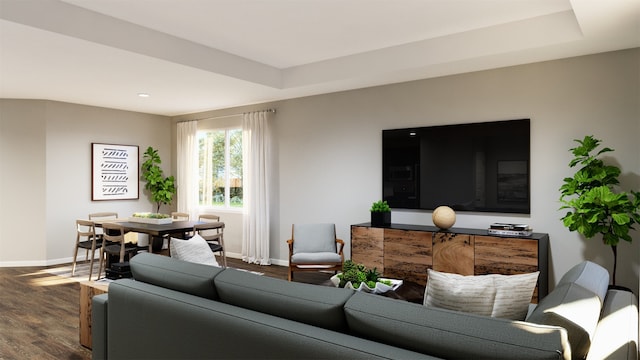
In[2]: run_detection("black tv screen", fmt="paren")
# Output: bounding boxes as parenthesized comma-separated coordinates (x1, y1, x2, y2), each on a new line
(382, 119, 530, 214)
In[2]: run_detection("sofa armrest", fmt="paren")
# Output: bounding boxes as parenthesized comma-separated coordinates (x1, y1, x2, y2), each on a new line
(91, 293, 108, 360)
(587, 289, 639, 360)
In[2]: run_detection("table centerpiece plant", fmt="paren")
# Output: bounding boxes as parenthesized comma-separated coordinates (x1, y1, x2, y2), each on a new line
(131, 212, 171, 219)
(130, 212, 172, 224)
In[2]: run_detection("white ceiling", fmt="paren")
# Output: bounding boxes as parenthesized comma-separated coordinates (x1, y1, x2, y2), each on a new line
(1, 0, 638, 116)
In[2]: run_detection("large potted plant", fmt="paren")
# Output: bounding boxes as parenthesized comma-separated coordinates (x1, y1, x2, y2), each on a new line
(559, 135, 640, 286)
(141, 146, 176, 214)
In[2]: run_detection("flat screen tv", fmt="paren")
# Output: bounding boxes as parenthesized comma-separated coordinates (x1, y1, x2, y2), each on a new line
(382, 119, 530, 214)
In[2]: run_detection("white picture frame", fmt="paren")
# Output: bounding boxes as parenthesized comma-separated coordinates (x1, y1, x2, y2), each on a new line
(91, 143, 139, 201)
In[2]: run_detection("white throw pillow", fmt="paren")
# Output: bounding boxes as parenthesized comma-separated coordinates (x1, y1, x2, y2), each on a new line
(169, 234, 219, 267)
(423, 269, 539, 320)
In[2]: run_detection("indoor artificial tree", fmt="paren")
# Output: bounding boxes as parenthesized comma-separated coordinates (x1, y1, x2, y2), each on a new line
(559, 135, 640, 286)
(141, 146, 176, 214)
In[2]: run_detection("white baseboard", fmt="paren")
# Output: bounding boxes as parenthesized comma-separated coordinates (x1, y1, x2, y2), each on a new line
(1, 252, 288, 268)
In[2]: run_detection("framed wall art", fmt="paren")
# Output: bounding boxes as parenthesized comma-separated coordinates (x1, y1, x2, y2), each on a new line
(92, 143, 139, 200)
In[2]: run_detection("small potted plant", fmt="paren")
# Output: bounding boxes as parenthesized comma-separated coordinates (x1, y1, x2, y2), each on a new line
(370, 200, 391, 227)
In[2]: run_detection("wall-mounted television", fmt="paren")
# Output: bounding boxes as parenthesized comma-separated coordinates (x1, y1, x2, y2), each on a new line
(382, 119, 530, 214)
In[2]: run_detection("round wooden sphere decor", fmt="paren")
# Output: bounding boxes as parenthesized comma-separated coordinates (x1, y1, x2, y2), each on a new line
(432, 206, 456, 229)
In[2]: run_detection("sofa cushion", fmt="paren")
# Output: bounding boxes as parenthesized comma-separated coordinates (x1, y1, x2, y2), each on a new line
(345, 292, 570, 360)
(129, 252, 222, 299)
(526, 282, 602, 360)
(586, 288, 639, 360)
(106, 279, 437, 360)
(214, 267, 354, 332)
(424, 269, 539, 320)
(292, 223, 337, 253)
(556, 261, 609, 305)
(169, 234, 220, 266)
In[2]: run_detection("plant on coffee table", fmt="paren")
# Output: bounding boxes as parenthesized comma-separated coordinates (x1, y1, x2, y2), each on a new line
(337, 260, 392, 289)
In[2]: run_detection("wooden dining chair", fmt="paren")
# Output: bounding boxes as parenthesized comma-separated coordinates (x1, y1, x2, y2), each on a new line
(72, 219, 102, 280)
(89, 212, 118, 243)
(166, 211, 191, 241)
(171, 212, 190, 221)
(97, 222, 137, 279)
(194, 216, 226, 267)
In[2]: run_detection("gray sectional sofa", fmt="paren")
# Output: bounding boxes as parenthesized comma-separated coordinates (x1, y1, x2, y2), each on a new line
(92, 253, 638, 360)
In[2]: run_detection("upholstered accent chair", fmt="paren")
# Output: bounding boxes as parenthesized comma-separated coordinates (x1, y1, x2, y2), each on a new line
(287, 223, 344, 281)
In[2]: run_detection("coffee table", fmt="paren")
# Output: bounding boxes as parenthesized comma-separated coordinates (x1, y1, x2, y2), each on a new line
(79, 280, 110, 349)
(321, 279, 425, 304)
(381, 280, 425, 304)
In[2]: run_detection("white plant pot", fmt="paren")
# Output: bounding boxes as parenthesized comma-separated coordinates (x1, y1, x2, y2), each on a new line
(128, 217, 173, 225)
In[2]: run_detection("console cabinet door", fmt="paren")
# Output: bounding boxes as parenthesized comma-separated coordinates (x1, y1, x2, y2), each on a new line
(351, 226, 384, 273)
(474, 235, 539, 274)
(475, 235, 540, 302)
(384, 229, 432, 285)
(432, 232, 474, 276)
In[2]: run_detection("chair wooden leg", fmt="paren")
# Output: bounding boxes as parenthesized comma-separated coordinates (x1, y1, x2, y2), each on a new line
(87, 250, 96, 281)
(97, 249, 105, 280)
(221, 249, 227, 268)
(71, 248, 80, 277)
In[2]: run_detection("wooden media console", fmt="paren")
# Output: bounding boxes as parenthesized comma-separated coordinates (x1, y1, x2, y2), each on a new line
(351, 223, 549, 303)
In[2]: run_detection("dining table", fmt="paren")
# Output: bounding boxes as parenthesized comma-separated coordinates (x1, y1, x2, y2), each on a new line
(92, 219, 225, 253)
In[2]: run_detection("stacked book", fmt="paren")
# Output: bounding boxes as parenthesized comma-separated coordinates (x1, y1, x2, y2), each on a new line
(488, 223, 532, 237)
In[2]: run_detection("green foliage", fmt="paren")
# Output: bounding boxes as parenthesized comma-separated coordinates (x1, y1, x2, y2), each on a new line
(132, 212, 170, 219)
(559, 135, 640, 284)
(141, 147, 176, 213)
(197, 129, 243, 206)
(370, 200, 391, 213)
(337, 260, 390, 288)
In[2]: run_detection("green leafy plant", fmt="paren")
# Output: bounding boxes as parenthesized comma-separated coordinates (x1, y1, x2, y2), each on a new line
(370, 200, 391, 213)
(132, 212, 170, 219)
(559, 135, 640, 285)
(141, 147, 176, 214)
(337, 260, 391, 289)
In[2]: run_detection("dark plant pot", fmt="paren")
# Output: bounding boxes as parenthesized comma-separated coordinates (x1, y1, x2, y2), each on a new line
(371, 211, 391, 227)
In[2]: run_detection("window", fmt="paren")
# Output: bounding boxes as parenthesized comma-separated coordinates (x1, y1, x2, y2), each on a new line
(198, 128, 243, 208)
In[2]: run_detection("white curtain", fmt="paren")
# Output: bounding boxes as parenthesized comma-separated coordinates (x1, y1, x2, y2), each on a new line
(176, 120, 199, 220)
(242, 110, 272, 265)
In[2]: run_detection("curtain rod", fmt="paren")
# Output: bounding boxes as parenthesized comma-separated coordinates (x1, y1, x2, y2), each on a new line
(177, 108, 276, 123)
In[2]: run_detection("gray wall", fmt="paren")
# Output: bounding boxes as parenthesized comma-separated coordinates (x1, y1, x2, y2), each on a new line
(1, 48, 638, 294)
(0, 100, 170, 264)
(176, 48, 640, 293)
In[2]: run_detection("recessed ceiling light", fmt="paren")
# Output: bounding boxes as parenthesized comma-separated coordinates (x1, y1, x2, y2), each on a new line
(137, 93, 150, 98)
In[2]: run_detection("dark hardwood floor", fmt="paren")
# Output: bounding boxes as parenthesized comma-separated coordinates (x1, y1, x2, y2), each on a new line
(0, 257, 332, 360)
